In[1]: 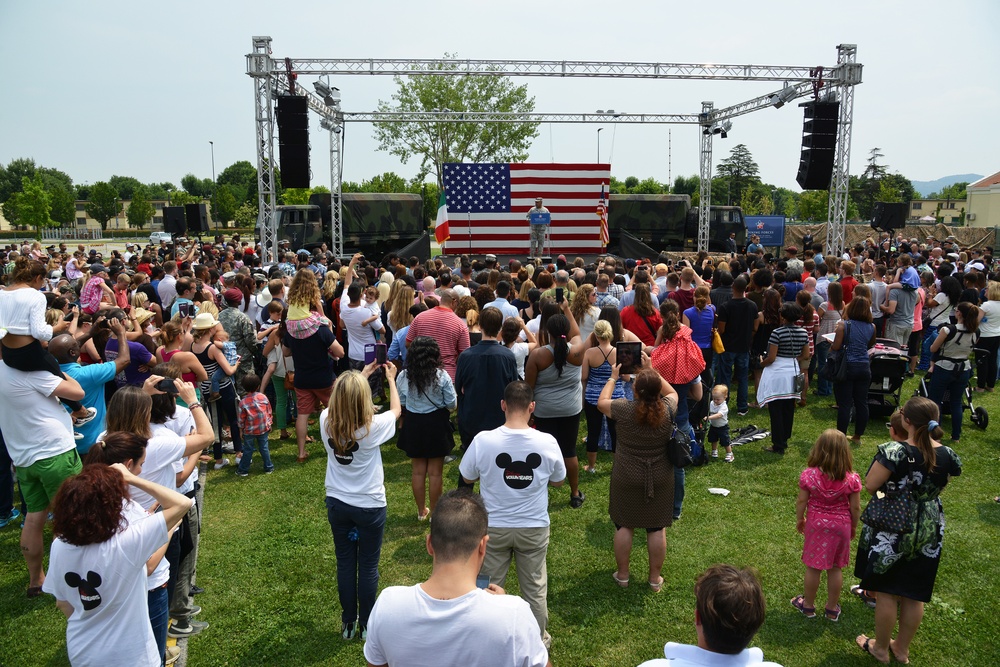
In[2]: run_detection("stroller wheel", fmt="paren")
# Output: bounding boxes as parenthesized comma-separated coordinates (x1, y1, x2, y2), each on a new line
(973, 407, 989, 430)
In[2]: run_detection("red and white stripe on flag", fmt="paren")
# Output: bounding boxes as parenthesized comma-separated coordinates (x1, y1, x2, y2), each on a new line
(597, 183, 609, 247)
(446, 163, 612, 254)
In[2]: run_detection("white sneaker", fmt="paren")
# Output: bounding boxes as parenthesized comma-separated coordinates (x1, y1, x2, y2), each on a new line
(725, 452, 735, 463)
(711, 450, 719, 458)
(73, 407, 98, 426)
(213, 458, 230, 470)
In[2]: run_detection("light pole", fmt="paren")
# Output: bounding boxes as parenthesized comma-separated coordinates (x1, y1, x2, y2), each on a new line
(114, 197, 120, 230)
(597, 128, 603, 163)
(209, 141, 217, 229)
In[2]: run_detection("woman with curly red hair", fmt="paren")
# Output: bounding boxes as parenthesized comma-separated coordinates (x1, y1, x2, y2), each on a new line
(43, 463, 192, 667)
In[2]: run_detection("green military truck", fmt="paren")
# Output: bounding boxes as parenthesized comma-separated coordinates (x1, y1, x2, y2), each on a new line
(266, 192, 424, 256)
(607, 194, 746, 254)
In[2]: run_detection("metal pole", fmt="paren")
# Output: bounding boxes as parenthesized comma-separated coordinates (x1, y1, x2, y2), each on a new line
(209, 141, 216, 182)
(597, 128, 603, 163)
(825, 44, 860, 257)
(697, 102, 714, 253)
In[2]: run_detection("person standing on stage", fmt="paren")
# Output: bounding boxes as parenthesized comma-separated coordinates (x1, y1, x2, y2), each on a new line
(526, 197, 551, 258)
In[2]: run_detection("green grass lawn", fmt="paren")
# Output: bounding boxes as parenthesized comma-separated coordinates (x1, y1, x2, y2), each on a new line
(3, 374, 1000, 666)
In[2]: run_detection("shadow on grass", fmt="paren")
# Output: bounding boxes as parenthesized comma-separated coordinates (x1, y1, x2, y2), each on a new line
(233, 618, 348, 667)
(975, 501, 1000, 526)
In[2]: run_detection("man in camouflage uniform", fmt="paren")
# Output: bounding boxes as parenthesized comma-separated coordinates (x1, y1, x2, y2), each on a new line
(526, 197, 550, 258)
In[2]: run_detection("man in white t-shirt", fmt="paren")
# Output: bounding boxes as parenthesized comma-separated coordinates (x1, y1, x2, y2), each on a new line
(637, 564, 782, 667)
(459, 381, 566, 647)
(364, 490, 550, 667)
(0, 364, 84, 595)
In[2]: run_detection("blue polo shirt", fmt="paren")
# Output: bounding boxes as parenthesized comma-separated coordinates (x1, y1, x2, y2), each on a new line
(59, 360, 117, 454)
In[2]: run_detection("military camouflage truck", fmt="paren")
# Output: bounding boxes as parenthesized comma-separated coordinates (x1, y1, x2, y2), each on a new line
(267, 192, 425, 256)
(607, 194, 746, 254)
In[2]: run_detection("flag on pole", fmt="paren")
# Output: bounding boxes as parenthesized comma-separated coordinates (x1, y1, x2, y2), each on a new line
(435, 190, 450, 246)
(597, 183, 609, 247)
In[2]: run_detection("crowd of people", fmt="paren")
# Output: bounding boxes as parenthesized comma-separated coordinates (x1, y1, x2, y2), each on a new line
(0, 230, 981, 665)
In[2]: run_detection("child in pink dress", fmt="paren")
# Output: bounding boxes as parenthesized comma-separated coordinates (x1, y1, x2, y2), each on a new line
(792, 429, 862, 621)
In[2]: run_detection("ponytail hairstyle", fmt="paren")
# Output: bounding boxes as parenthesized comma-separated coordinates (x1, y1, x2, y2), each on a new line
(658, 299, 681, 341)
(633, 368, 667, 427)
(956, 301, 981, 333)
(901, 396, 943, 471)
(11, 257, 47, 285)
(84, 431, 149, 468)
(545, 313, 571, 376)
(795, 289, 815, 323)
(158, 321, 182, 347)
(694, 286, 710, 311)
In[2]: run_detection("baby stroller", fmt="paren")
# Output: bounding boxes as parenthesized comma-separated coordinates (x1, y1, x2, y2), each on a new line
(913, 350, 989, 430)
(868, 341, 909, 416)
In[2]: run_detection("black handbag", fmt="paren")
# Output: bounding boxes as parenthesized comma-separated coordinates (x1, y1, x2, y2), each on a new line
(665, 403, 693, 468)
(821, 321, 851, 382)
(860, 446, 916, 534)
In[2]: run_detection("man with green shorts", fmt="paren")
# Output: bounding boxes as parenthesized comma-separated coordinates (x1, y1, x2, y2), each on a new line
(0, 362, 85, 596)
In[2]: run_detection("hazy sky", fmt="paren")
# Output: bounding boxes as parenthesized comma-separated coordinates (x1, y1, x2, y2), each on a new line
(1, 0, 996, 193)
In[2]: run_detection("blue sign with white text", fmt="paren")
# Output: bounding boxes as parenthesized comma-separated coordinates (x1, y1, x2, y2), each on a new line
(745, 216, 786, 247)
(529, 212, 551, 226)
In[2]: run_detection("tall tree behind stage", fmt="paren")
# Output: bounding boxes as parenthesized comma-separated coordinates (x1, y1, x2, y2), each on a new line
(441, 163, 611, 255)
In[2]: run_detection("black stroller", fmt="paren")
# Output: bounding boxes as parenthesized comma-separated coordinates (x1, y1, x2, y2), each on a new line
(913, 349, 989, 430)
(868, 341, 909, 416)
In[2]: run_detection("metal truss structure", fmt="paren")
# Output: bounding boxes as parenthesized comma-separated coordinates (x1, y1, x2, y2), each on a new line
(247, 39, 860, 257)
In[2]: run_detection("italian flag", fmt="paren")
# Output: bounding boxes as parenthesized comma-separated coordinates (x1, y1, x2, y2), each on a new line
(435, 191, 450, 247)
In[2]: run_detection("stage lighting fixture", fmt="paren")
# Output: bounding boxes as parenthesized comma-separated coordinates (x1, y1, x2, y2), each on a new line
(719, 120, 732, 138)
(770, 85, 797, 109)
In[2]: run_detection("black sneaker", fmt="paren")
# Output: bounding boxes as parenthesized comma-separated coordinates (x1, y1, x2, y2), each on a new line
(569, 492, 586, 509)
(168, 619, 209, 638)
(190, 585, 205, 596)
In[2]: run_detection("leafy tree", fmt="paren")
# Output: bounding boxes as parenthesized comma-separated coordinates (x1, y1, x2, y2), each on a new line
(169, 190, 197, 207)
(716, 144, 760, 206)
(928, 182, 969, 201)
(281, 188, 312, 205)
(373, 55, 539, 188)
(877, 180, 902, 203)
(311, 185, 331, 194)
(623, 176, 640, 191)
(0, 157, 37, 203)
(217, 160, 258, 206)
(672, 175, 699, 197)
(798, 190, 829, 221)
(212, 185, 238, 226)
(144, 182, 175, 200)
(608, 176, 625, 195)
(46, 182, 75, 225)
(126, 187, 155, 229)
(108, 175, 144, 201)
(233, 201, 258, 227)
(2, 192, 21, 227)
(364, 172, 408, 193)
(740, 186, 759, 215)
(340, 181, 363, 193)
(18, 174, 55, 237)
(632, 177, 664, 195)
(84, 182, 122, 230)
(181, 174, 215, 198)
(75, 183, 91, 201)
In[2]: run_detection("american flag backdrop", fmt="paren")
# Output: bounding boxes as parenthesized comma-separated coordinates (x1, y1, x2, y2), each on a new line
(442, 163, 612, 254)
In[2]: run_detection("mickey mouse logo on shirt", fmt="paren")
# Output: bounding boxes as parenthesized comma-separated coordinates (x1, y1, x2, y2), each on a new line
(330, 439, 360, 465)
(65, 571, 103, 611)
(495, 453, 542, 490)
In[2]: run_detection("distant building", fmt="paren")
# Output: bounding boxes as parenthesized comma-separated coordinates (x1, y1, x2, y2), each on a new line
(908, 198, 965, 225)
(967, 170, 1000, 228)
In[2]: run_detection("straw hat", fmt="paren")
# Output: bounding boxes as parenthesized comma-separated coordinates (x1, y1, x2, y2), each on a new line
(192, 312, 219, 330)
(133, 307, 155, 326)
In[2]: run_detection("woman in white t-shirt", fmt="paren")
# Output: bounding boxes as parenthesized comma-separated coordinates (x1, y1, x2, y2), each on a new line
(321, 363, 401, 642)
(976, 281, 1000, 391)
(44, 462, 192, 667)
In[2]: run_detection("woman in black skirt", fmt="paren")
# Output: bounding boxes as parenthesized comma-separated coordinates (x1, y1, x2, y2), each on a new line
(396, 336, 457, 521)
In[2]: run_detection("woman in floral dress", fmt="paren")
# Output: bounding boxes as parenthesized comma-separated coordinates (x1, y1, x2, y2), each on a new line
(854, 397, 962, 664)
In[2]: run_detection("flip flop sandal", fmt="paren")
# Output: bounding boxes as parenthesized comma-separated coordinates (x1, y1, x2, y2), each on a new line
(790, 595, 816, 618)
(611, 572, 629, 588)
(648, 577, 664, 592)
(856, 635, 890, 664)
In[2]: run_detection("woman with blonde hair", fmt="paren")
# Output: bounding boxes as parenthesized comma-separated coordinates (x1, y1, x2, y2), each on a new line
(155, 321, 208, 391)
(322, 363, 400, 641)
(385, 283, 416, 336)
(514, 279, 536, 311)
(570, 283, 600, 342)
(581, 319, 624, 472)
(976, 281, 1000, 391)
(455, 295, 481, 335)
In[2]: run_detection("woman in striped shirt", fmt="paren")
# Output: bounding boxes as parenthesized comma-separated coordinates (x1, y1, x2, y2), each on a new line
(757, 304, 811, 454)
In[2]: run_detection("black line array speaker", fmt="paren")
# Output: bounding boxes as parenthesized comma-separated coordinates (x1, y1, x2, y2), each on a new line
(795, 101, 840, 190)
(162, 206, 186, 236)
(185, 203, 209, 233)
(870, 202, 908, 233)
(276, 95, 310, 188)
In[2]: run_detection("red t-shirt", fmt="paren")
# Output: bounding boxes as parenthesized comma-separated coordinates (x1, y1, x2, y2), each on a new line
(839, 276, 857, 304)
(621, 307, 662, 346)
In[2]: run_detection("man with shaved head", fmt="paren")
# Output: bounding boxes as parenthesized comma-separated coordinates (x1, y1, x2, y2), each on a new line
(51, 317, 131, 453)
(406, 287, 470, 381)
